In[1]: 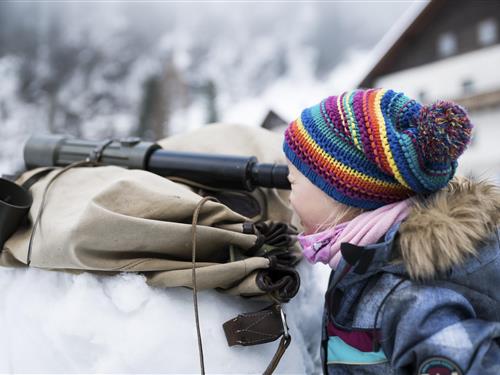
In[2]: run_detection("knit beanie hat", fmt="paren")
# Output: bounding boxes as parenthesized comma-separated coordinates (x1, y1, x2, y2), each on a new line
(283, 88, 473, 210)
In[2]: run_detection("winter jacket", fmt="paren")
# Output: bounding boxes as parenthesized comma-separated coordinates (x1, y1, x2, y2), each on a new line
(322, 178, 500, 374)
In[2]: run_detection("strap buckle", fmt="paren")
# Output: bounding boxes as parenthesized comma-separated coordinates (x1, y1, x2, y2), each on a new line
(278, 304, 289, 339)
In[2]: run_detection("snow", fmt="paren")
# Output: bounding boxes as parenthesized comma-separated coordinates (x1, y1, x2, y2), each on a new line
(0, 57, 44, 174)
(0, 262, 330, 373)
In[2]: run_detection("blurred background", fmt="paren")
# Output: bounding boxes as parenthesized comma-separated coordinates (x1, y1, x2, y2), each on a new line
(0, 0, 499, 182)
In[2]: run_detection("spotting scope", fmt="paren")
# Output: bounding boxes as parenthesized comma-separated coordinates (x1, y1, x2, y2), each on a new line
(23, 134, 291, 191)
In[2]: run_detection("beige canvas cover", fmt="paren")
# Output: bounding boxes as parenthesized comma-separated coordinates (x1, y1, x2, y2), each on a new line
(1, 124, 299, 298)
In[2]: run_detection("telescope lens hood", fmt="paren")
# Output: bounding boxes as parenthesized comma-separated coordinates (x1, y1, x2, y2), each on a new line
(0, 178, 32, 250)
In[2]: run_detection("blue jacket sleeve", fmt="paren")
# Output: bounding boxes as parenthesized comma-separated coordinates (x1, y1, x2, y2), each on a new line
(380, 284, 500, 374)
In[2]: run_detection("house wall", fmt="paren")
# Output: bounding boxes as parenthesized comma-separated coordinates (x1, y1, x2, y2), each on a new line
(374, 44, 500, 101)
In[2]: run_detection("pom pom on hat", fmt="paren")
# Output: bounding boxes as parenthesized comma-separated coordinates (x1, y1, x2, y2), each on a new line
(417, 101, 473, 164)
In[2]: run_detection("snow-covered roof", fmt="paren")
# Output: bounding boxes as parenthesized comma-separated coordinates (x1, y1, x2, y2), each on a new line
(357, 0, 432, 88)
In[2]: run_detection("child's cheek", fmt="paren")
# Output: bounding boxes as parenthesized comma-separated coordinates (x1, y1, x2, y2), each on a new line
(288, 191, 300, 218)
(288, 192, 298, 216)
(288, 190, 309, 230)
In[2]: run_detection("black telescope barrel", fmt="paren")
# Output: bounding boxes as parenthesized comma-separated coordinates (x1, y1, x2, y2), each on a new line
(23, 134, 291, 191)
(147, 151, 257, 191)
(147, 151, 291, 191)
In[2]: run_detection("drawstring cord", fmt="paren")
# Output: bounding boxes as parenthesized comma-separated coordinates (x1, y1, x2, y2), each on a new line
(191, 196, 219, 375)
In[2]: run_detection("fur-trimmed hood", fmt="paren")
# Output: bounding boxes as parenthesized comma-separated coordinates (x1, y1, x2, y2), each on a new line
(398, 177, 500, 280)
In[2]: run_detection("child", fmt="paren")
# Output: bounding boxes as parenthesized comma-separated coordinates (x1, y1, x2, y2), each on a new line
(283, 88, 500, 374)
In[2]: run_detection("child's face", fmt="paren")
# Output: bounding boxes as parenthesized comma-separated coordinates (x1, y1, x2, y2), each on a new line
(286, 161, 351, 234)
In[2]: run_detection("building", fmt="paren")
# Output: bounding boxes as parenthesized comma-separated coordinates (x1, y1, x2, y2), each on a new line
(359, 0, 500, 182)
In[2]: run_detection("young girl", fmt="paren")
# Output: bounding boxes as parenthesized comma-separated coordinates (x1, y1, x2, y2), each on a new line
(283, 88, 500, 374)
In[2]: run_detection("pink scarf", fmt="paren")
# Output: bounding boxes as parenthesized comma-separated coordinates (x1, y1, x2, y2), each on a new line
(297, 199, 412, 269)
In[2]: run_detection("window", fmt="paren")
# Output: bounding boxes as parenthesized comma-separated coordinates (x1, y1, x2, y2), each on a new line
(437, 32, 458, 57)
(478, 19, 497, 46)
(462, 79, 474, 96)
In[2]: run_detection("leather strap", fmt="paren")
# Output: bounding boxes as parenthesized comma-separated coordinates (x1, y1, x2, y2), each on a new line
(223, 304, 286, 346)
(223, 304, 291, 374)
(21, 168, 56, 191)
(263, 334, 291, 375)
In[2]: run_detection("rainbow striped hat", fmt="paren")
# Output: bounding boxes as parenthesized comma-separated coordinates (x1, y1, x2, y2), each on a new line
(283, 88, 473, 210)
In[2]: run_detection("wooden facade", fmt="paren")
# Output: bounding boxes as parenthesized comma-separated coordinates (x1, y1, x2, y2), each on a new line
(360, 0, 500, 88)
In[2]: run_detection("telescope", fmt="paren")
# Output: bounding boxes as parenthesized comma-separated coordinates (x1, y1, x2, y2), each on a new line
(23, 134, 291, 191)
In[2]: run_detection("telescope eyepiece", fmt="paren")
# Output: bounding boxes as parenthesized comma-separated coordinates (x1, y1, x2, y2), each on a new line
(250, 163, 290, 190)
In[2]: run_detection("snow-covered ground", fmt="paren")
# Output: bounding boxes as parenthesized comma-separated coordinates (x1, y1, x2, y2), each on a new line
(0, 260, 331, 373)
